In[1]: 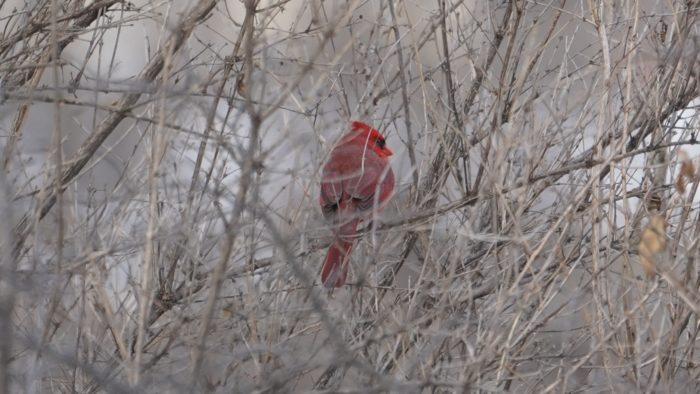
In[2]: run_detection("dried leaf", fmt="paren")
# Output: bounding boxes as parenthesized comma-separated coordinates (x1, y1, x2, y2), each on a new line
(657, 19, 668, 44)
(679, 150, 695, 179)
(237, 76, 247, 97)
(639, 214, 666, 278)
(647, 192, 662, 211)
(675, 174, 686, 193)
(674, 150, 695, 194)
(222, 304, 234, 319)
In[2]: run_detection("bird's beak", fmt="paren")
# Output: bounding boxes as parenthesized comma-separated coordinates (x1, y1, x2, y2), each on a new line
(384, 147, 393, 156)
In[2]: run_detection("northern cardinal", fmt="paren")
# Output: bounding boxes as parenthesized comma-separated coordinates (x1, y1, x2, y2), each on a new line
(319, 121, 395, 288)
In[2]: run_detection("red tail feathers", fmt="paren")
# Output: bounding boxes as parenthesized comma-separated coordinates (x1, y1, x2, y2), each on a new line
(321, 239, 353, 288)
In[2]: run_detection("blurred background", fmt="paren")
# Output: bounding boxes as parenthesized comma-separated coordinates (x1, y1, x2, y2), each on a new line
(1, 0, 699, 392)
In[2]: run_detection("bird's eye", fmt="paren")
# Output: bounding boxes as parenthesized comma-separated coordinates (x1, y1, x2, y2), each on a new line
(375, 138, 386, 149)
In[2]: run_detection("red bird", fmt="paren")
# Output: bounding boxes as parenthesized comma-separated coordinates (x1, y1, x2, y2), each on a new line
(319, 121, 395, 288)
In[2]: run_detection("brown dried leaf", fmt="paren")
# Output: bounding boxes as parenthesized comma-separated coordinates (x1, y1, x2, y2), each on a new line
(639, 214, 666, 278)
(222, 304, 234, 319)
(674, 150, 695, 194)
(647, 192, 662, 212)
(237, 76, 247, 97)
(675, 174, 686, 193)
(679, 150, 695, 179)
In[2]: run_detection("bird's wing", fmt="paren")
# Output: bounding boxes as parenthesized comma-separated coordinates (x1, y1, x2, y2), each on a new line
(320, 144, 391, 208)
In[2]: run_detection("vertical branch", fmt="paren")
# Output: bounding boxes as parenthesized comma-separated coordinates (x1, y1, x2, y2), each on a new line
(388, 0, 419, 188)
(30, 0, 68, 372)
(0, 165, 14, 394)
(589, 0, 613, 379)
(190, 0, 260, 385)
(50, 0, 64, 303)
(132, 29, 178, 387)
(620, 0, 639, 377)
